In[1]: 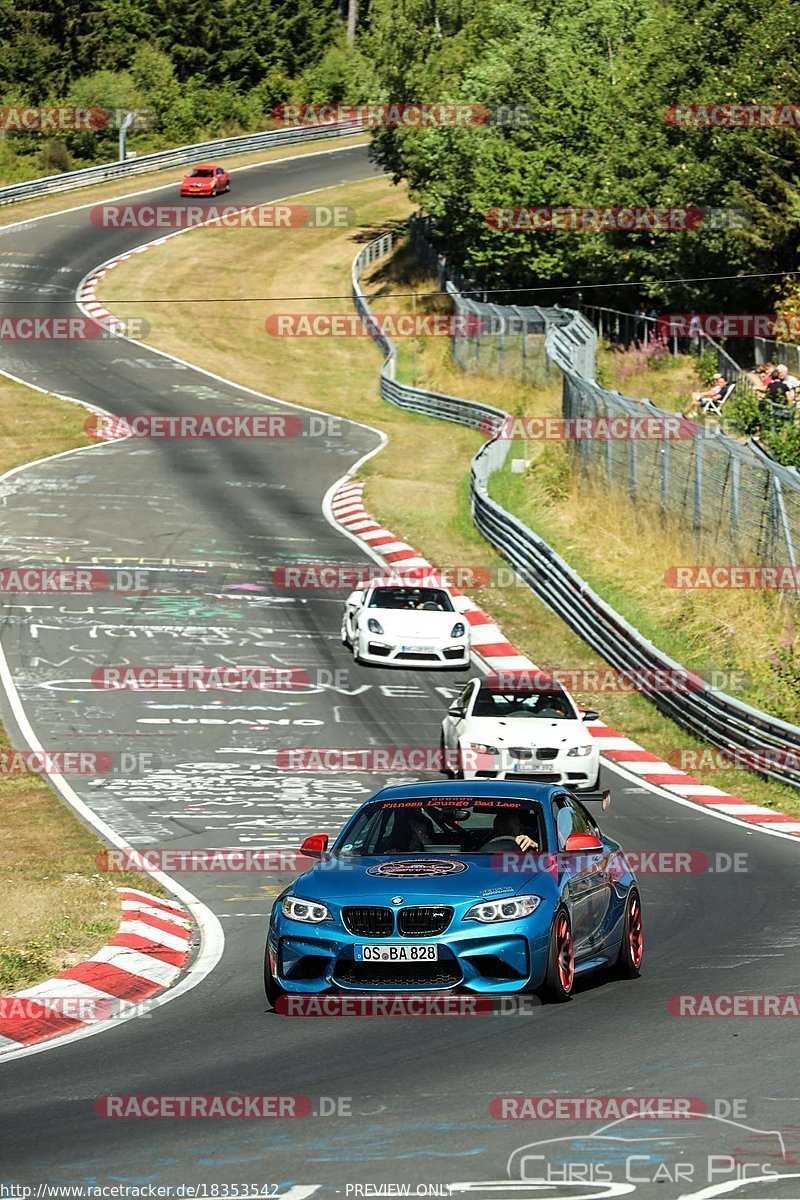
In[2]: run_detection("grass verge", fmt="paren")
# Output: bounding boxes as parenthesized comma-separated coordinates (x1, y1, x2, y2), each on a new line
(97, 174, 800, 821)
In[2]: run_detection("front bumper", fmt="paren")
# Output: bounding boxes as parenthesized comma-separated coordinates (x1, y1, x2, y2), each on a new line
(268, 911, 551, 994)
(461, 748, 599, 789)
(358, 637, 470, 668)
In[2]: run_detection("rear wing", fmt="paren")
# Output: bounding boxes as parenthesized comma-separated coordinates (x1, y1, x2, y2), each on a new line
(575, 788, 612, 811)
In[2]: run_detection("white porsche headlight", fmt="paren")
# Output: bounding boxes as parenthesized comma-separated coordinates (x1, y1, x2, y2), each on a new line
(450, 622, 466, 638)
(464, 895, 541, 923)
(567, 745, 594, 757)
(367, 618, 384, 635)
(281, 897, 330, 923)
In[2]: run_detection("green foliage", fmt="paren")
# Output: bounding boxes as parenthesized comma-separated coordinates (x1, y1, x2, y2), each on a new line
(37, 138, 71, 173)
(762, 421, 800, 467)
(365, 0, 800, 313)
(695, 348, 719, 387)
(725, 386, 765, 438)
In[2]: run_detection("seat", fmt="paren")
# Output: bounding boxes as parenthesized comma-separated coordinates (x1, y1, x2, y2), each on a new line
(701, 381, 735, 416)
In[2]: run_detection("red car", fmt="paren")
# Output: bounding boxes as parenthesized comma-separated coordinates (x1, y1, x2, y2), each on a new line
(179, 164, 230, 197)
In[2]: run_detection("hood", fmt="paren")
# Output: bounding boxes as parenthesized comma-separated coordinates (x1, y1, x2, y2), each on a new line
(293, 854, 533, 904)
(365, 610, 461, 637)
(463, 716, 588, 748)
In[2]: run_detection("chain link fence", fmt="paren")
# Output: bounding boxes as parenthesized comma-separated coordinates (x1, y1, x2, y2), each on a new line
(410, 218, 800, 567)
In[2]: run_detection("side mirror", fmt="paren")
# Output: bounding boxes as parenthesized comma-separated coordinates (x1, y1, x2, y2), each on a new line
(563, 833, 603, 853)
(345, 589, 365, 607)
(452, 594, 472, 614)
(448, 705, 466, 719)
(300, 833, 329, 858)
(581, 710, 600, 722)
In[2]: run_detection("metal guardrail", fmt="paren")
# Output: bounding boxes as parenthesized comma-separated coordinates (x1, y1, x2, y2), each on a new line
(352, 229, 800, 790)
(0, 121, 364, 207)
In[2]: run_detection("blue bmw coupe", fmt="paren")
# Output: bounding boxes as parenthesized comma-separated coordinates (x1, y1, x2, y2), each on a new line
(265, 780, 643, 1005)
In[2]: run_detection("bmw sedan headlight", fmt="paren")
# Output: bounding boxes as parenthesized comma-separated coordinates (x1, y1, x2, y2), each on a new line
(464, 895, 542, 923)
(450, 622, 466, 638)
(367, 618, 384, 635)
(468, 742, 499, 755)
(567, 745, 594, 757)
(281, 897, 330, 924)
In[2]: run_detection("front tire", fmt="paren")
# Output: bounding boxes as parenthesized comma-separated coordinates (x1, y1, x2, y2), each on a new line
(540, 908, 574, 1003)
(614, 889, 643, 978)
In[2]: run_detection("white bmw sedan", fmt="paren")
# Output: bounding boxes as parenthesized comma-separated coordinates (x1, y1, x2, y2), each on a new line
(440, 675, 601, 790)
(341, 582, 470, 668)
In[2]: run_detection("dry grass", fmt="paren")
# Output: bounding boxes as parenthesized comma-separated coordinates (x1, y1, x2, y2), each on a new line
(97, 174, 800, 819)
(0, 380, 92, 473)
(598, 343, 702, 411)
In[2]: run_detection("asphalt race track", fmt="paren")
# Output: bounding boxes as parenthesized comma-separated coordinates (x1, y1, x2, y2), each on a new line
(2, 143, 800, 1199)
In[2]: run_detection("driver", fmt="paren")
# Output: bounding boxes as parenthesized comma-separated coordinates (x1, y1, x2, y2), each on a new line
(491, 810, 538, 852)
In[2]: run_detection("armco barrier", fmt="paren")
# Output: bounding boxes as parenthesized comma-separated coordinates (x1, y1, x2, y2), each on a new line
(0, 121, 364, 207)
(352, 230, 800, 790)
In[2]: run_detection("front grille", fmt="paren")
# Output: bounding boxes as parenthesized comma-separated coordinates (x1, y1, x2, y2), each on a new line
(334, 960, 461, 989)
(536, 748, 559, 761)
(342, 906, 394, 937)
(509, 747, 533, 760)
(397, 651, 439, 660)
(367, 642, 391, 656)
(397, 906, 453, 937)
(443, 648, 466, 660)
(505, 771, 560, 783)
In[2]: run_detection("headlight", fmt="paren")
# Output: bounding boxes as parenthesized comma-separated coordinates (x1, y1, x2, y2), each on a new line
(567, 745, 594, 757)
(464, 895, 542, 923)
(468, 742, 499, 754)
(450, 622, 466, 638)
(281, 897, 330, 923)
(367, 618, 384, 635)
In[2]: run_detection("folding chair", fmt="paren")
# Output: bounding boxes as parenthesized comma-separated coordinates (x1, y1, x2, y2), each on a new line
(701, 381, 735, 416)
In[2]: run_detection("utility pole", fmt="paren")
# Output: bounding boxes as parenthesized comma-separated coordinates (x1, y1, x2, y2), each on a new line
(118, 111, 137, 162)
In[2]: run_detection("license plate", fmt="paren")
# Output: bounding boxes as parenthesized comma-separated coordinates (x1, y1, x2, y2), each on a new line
(513, 760, 546, 773)
(401, 645, 430, 653)
(355, 944, 438, 962)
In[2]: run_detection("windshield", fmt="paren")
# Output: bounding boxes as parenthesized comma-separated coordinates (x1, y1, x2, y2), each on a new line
(368, 586, 454, 612)
(472, 686, 575, 719)
(337, 797, 544, 856)
(189, 168, 214, 177)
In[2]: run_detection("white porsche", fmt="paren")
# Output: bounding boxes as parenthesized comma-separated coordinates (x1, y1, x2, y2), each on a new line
(341, 581, 470, 668)
(440, 675, 601, 790)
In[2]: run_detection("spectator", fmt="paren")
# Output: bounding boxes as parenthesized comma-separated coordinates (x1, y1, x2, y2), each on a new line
(684, 373, 728, 418)
(777, 363, 800, 391)
(764, 368, 795, 419)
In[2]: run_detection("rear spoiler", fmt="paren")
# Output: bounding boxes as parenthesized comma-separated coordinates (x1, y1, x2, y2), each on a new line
(577, 789, 612, 811)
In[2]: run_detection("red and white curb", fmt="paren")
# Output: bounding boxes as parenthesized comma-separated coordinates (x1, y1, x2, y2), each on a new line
(77, 240, 170, 330)
(0, 888, 193, 1053)
(330, 478, 800, 840)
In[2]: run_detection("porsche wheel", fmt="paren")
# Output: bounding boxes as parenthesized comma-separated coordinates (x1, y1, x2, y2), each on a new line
(614, 889, 643, 978)
(541, 908, 574, 1003)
